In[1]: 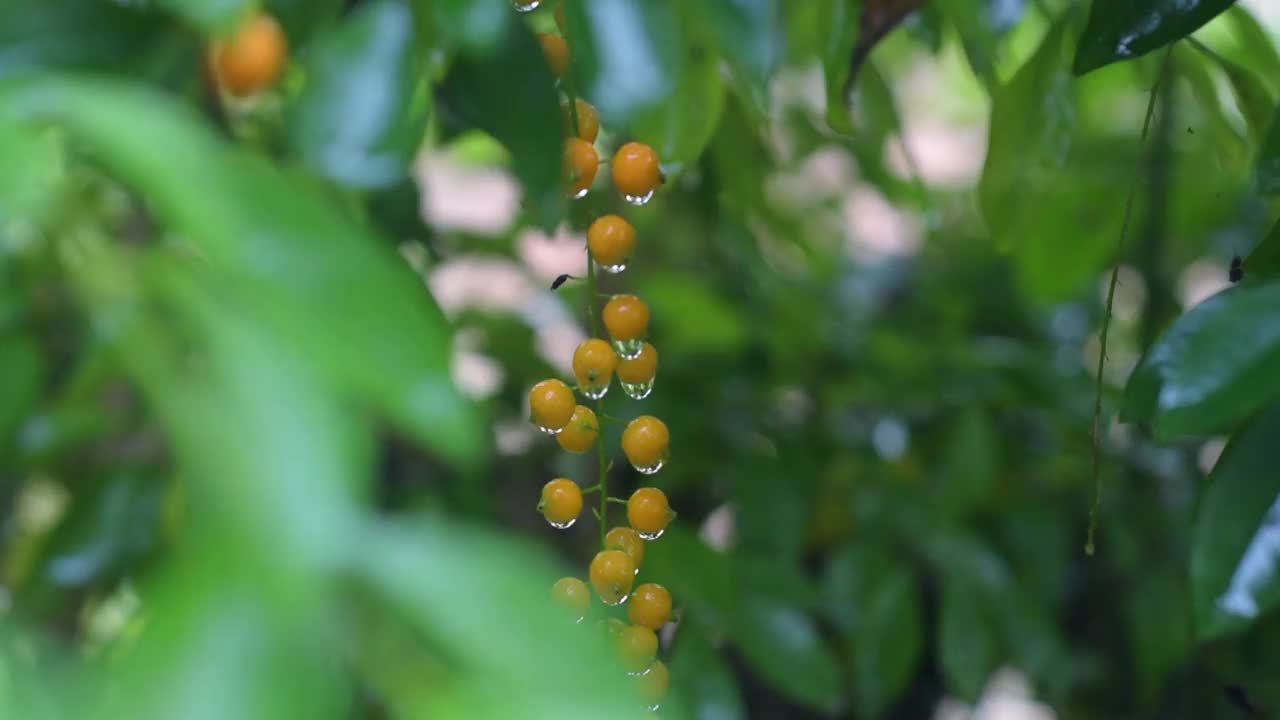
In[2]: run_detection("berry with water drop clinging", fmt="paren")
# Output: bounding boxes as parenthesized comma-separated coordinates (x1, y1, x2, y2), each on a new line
(528, 379, 576, 433)
(539, 478, 583, 528)
(590, 550, 636, 605)
(622, 416, 669, 474)
(572, 338, 618, 399)
(615, 624, 659, 673)
(556, 405, 599, 453)
(612, 142, 662, 202)
(587, 214, 636, 272)
(627, 487, 674, 539)
(605, 526, 645, 570)
(564, 137, 598, 198)
(627, 583, 672, 630)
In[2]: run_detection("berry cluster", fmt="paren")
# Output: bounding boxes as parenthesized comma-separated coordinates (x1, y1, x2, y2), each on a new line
(520, 2, 674, 712)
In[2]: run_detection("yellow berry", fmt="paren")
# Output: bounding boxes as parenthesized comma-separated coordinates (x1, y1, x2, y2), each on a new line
(538, 478, 583, 528)
(564, 137, 599, 198)
(603, 294, 649, 343)
(556, 405, 599, 453)
(529, 378, 576, 432)
(622, 416, 669, 475)
(636, 659, 669, 706)
(552, 577, 590, 619)
(210, 12, 288, 98)
(605, 526, 645, 571)
(537, 32, 569, 78)
(589, 550, 636, 605)
(615, 623, 658, 673)
(572, 338, 617, 398)
(616, 342, 658, 384)
(627, 583, 672, 630)
(612, 142, 662, 199)
(627, 487, 673, 538)
(587, 214, 636, 270)
(563, 98, 600, 143)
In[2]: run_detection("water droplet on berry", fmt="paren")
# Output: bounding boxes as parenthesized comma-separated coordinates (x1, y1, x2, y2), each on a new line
(620, 378, 653, 400)
(631, 457, 664, 476)
(622, 189, 655, 206)
(580, 382, 609, 400)
(511, 0, 540, 11)
(547, 517, 577, 529)
(646, 703, 661, 712)
(595, 260, 627, 274)
(601, 592, 629, 607)
(571, 186, 589, 200)
(637, 528, 665, 540)
(537, 424, 564, 435)
(613, 338, 643, 360)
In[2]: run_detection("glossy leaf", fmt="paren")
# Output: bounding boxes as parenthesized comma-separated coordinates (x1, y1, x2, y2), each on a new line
(287, 0, 430, 189)
(0, 74, 486, 470)
(938, 580, 1000, 701)
(1190, 404, 1280, 639)
(1258, 106, 1280, 194)
(1122, 281, 1280, 439)
(700, 0, 779, 122)
(561, 0, 680, 128)
(439, 22, 564, 230)
(1073, 0, 1236, 75)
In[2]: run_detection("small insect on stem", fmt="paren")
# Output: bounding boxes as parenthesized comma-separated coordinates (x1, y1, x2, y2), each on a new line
(551, 273, 582, 291)
(1229, 255, 1243, 284)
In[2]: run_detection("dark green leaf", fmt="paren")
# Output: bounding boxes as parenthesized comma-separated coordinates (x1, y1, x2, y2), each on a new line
(0, 74, 486, 470)
(938, 580, 1000, 701)
(735, 595, 843, 712)
(1122, 281, 1280, 439)
(817, 0, 859, 135)
(413, 0, 510, 54)
(937, 408, 998, 516)
(1258, 106, 1280, 194)
(1191, 404, 1280, 639)
(700, 0, 779, 122)
(628, 26, 725, 175)
(157, 0, 248, 33)
(1073, 0, 1236, 76)
(0, 334, 42, 450)
(439, 22, 564, 230)
(669, 620, 747, 720)
(1242, 216, 1280, 279)
(288, 0, 429, 189)
(1127, 571, 1191, 702)
(1222, 5, 1280, 82)
(635, 274, 747, 356)
(265, 0, 344, 41)
(0, 0, 179, 79)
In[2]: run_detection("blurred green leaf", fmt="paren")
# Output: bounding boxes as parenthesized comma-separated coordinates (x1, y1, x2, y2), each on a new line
(413, 0, 510, 54)
(439, 21, 564, 231)
(937, 408, 998, 516)
(1242, 216, 1280, 279)
(562, 0, 680, 128)
(1222, 5, 1280, 82)
(0, 120, 63, 226)
(0, 334, 42, 452)
(629, 24, 725, 175)
(636, 274, 747, 356)
(1175, 45, 1249, 176)
(288, 0, 430, 190)
(265, 0, 344, 41)
(0, 0, 178, 78)
(1258, 106, 1280, 194)
(934, 0, 1015, 82)
(1194, 44, 1277, 145)
(736, 595, 842, 712)
(1127, 570, 1191, 702)
(37, 475, 165, 589)
(157, 0, 248, 33)
(979, 16, 1076, 255)
(698, 0, 779, 123)
(817, 0, 859, 135)
(938, 580, 1000, 701)
(1190, 404, 1280, 639)
(669, 620, 746, 720)
(0, 73, 486, 470)
(1073, 0, 1235, 75)
(824, 544, 922, 717)
(1122, 281, 1280, 439)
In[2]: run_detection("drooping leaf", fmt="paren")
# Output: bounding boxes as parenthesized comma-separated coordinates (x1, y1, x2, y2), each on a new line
(817, 0, 860, 135)
(1190, 404, 1280, 639)
(439, 21, 564, 230)
(698, 0, 779, 123)
(1073, 0, 1236, 76)
(1122, 280, 1280, 439)
(287, 0, 430, 190)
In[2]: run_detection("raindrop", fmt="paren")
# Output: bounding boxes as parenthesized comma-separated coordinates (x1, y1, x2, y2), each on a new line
(595, 260, 627, 274)
(580, 382, 609, 400)
(537, 424, 564, 435)
(620, 379, 653, 400)
(631, 458, 664, 476)
(548, 518, 577, 529)
(637, 528, 664, 541)
(613, 338, 643, 360)
(601, 592, 629, 607)
(646, 704, 661, 712)
(622, 189, 655, 206)
(511, 0, 540, 11)
(627, 667, 648, 677)
(571, 186, 589, 200)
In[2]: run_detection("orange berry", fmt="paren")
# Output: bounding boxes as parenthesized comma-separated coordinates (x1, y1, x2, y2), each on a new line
(636, 659, 669, 706)
(564, 137, 599, 198)
(616, 342, 658, 384)
(210, 12, 288, 98)
(605, 526, 645, 571)
(627, 583, 672, 630)
(627, 486, 673, 538)
(622, 416, 669, 475)
(602, 294, 649, 343)
(556, 405, 599, 453)
(552, 577, 590, 619)
(587, 214, 636, 270)
(537, 32, 569, 78)
(589, 549, 636, 605)
(529, 378, 576, 432)
(615, 624, 659, 673)
(563, 98, 600, 143)
(538, 478, 583, 528)
(612, 142, 662, 199)
(572, 338, 617, 398)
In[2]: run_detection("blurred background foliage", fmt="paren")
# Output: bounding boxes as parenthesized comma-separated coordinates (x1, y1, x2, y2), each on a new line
(3, 0, 1280, 718)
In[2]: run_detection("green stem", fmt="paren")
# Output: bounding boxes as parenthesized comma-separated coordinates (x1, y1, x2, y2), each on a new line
(1087, 48, 1171, 556)
(606, 496, 627, 506)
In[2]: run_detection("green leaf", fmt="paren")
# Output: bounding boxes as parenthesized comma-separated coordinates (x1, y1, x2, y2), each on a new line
(817, 0, 859, 135)
(628, 26, 725, 176)
(413, 0, 510, 54)
(979, 16, 1076, 255)
(635, 274, 747, 356)
(0, 334, 42, 452)
(938, 580, 1001, 701)
(937, 408, 998, 516)
(1127, 570, 1191, 702)
(562, 0, 680, 129)
(735, 595, 843, 712)
(1122, 281, 1280, 439)
(1190, 404, 1280, 639)
(668, 620, 746, 720)
(1195, 45, 1277, 145)
(265, 0, 345, 42)
(0, 0, 177, 78)
(823, 545, 923, 717)
(0, 74, 486, 470)
(439, 22, 564, 230)
(1222, 5, 1280, 82)
(287, 0, 430, 190)
(699, 0, 779, 122)
(1242, 216, 1280, 279)
(0, 119, 63, 223)
(1258, 106, 1280, 194)
(1174, 45, 1249, 177)
(157, 0, 249, 33)
(1073, 0, 1236, 76)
